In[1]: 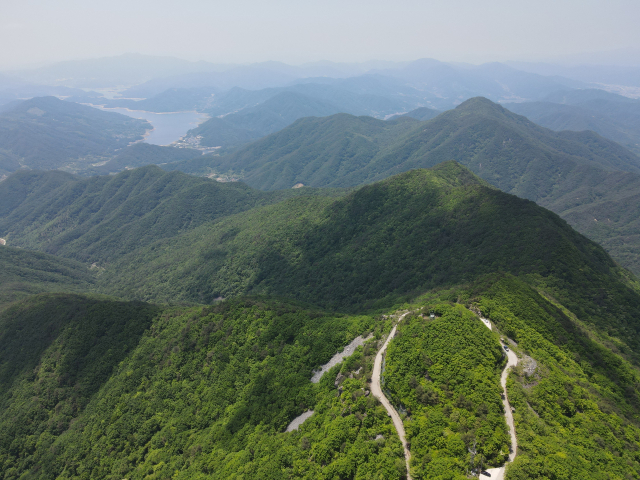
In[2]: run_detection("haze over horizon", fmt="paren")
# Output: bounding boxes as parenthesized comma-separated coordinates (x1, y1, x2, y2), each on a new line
(2, 0, 640, 69)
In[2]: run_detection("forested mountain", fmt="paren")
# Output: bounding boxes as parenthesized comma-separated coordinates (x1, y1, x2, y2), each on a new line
(389, 106, 441, 121)
(2, 62, 640, 480)
(1, 162, 640, 479)
(95, 163, 640, 336)
(0, 246, 94, 307)
(0, 166, 342, 264)
(186, 91, 345, 147)
(166, 97, 640, 276)
(177, 97, 640, 191)
(4, 45, 640, 480)
(0, 96, 150, 175)
(505, 89, 640, 155)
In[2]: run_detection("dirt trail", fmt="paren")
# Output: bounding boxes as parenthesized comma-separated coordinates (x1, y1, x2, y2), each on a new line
(371, 312, 412, 480)
(485, 347, 518, 479)
(311, 334, 372, 383)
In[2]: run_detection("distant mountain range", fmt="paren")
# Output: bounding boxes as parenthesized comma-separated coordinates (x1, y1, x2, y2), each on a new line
(505, 88, 640, 155)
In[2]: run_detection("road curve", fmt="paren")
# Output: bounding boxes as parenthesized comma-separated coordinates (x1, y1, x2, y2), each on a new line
(485, 346, 519, 479)
(371, 312, 412, 480)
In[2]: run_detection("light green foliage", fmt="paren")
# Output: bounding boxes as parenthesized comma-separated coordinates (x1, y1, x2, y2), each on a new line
(469, 275, 640, 479)
(385, 304, 508, 479)
(0, 296, 407, 479)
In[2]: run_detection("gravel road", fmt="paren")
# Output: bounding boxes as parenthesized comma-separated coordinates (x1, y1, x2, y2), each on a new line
(311, 334, 372, 383)
(371, 312, 412, 480)
(485, 346, 519, 479)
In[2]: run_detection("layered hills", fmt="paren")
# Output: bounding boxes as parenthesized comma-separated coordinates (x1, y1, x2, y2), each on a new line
(1, 161, 639, 479)
(0, 166, 342, 264)
(505, 89, 640, 155)
(3, 56, 640, 480)
(0, 96, 150, 176)
(166, 97, 640, 276)
(186, 91, 345, 148)
(178, 97, 640, 191)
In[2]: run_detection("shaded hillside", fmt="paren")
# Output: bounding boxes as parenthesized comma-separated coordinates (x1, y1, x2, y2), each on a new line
(98, 163, 640, 357)
(504, 101, 640, 154)
(0, 246, 94, 307)
(86, 143, 202, 175)
(0, 97, 150, 174)
(168, 97, 640, 275)
(0, 166, 345, 264)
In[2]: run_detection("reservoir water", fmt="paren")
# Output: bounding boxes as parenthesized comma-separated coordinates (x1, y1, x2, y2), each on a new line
(89, 105, 209, 146)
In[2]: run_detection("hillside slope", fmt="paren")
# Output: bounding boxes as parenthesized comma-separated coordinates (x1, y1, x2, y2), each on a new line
(97, 163, 640, 359)
(1, 163, 640, 478)
(0, 295, 408, 479)
(0, 166, 345, 264)
(186, 91, 344, 147)
(190, 97, 640, 192)
(168, 97, 640, 275)
(0, 246, 94, 307)
(0, 97, 150, 174)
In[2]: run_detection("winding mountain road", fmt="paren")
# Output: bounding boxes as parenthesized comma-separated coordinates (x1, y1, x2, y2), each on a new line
(371, 312, 412, 480)
(485, 346, 519, 479)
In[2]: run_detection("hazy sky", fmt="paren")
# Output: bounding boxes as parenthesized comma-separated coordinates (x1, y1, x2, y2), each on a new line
(1, 0, 640, 68)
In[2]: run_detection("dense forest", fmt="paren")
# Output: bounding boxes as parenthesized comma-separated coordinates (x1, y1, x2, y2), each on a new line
(1, 157, 640, 478)
(162, 97, 640, 277)
(4, 47, 640, 479)
(0, 295, 411, 479)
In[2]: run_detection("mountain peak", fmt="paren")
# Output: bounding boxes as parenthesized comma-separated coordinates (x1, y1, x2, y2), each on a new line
(454, 96, 511, 116)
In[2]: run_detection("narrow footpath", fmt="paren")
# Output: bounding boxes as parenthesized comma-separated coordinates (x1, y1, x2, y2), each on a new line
(485, 347, 519, 479)
(371, 312, 412, 480)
